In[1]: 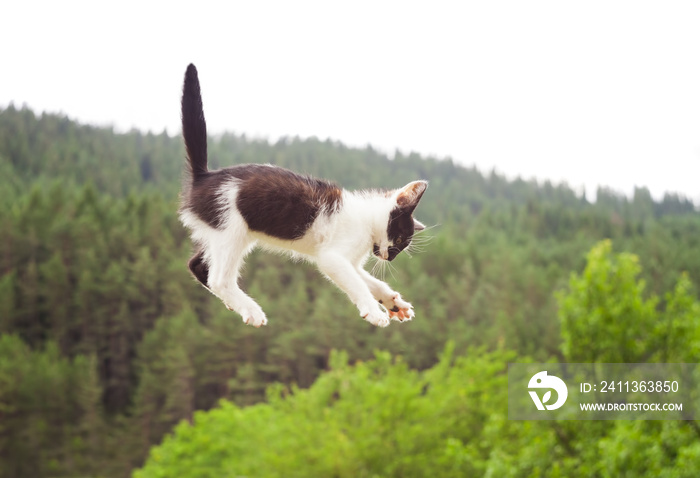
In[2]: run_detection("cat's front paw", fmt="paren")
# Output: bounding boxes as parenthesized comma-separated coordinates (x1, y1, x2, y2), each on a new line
(360, 305, 390, 328)
(387, 294, 414, 322)
(243, 312, 268, 328)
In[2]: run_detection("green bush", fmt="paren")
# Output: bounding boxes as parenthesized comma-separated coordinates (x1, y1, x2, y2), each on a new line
(134, 345, 527, 478)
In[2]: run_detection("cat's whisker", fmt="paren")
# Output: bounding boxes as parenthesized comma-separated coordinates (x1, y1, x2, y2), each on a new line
(411, 231, 435, 241)
(417, 223, 440, 232)
(377, 259, 391, 282)
(409, 237, 431, 246)
(405, 230, 433, 255)
(383, 260, 398, 282)
(405, 244, 420, 255)
(412, 225, 438, 241)
(409, 237, 433, 247)
(370, 257, 381, 277)
(373, 260, 384, 279)
(371, 256, 388, 281)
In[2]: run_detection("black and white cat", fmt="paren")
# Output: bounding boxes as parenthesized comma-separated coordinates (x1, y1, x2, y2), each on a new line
(179, 64, 428, 328)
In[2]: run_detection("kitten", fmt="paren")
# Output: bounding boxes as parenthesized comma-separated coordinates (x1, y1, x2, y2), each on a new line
(179, 64, 428, 328)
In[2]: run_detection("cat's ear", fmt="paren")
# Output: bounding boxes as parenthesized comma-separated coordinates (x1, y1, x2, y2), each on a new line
(396, 180, 428, 211)
(414, 218, 426, 231)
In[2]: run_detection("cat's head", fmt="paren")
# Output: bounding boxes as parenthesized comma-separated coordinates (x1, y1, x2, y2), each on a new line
(373, 181, 428, 261)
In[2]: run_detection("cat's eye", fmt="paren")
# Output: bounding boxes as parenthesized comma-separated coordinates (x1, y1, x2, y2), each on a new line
(396, 237, 403, 244)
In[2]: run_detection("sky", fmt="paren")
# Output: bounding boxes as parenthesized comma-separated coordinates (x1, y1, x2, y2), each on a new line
(2, 1, 699, 203)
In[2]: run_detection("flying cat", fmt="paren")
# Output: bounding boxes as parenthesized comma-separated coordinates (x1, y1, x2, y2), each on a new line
(179, 64, 428, 328)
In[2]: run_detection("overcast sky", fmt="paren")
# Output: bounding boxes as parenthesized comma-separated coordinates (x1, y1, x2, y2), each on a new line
(3, 1, 699, 202)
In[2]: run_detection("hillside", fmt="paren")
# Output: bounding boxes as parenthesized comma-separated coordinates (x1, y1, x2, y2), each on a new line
(0, 105, 699, 476)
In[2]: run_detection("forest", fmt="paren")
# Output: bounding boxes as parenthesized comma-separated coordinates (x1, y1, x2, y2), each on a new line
(1, 104, 699, 477)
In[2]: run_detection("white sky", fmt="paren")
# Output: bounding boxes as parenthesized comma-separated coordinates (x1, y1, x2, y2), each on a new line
(2, 1, 699, 203)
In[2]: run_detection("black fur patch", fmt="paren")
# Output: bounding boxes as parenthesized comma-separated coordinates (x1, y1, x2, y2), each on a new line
(182, 170, 233, 229)
(386, 207, 415, 261)
(181, 165, 342, 236)
(231, 164, 342, 240)
(188, 249, 209, 287)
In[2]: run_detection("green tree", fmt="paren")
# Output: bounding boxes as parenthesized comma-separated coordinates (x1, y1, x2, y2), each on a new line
(558, 240, 658, 362)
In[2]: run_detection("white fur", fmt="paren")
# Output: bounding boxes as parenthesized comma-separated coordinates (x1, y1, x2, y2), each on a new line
(180, 183, 416, 327)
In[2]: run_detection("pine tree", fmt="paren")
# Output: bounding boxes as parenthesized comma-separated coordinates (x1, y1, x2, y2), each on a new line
(0, 271, 17, 334)
(39, 253, 72, 352)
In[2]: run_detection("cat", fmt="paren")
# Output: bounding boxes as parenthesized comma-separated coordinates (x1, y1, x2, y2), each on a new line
(179, 64, 428, 328)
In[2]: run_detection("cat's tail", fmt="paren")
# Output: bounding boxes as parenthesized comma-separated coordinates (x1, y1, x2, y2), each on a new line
(181, 63, 208, 180)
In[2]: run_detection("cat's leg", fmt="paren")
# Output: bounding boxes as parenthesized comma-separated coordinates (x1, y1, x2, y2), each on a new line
(188, 248, 210, 290)
(357, 268, 415, 322)
(317, 253, 391, 327)
(205, 231, 267, 327)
